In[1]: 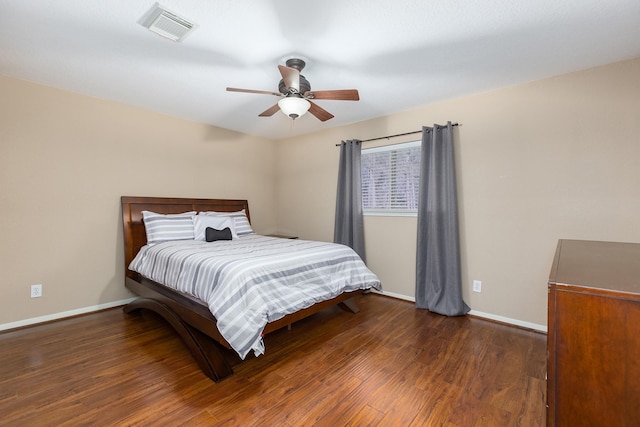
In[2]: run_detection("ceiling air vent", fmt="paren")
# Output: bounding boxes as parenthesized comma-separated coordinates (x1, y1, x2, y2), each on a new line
(139, 3, 197, 42)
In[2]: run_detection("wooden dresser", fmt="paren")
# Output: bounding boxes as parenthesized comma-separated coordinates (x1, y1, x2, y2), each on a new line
(547, 239, 640, 426)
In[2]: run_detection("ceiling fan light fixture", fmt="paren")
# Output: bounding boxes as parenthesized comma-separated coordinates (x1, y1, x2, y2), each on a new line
(278, 97, 310, 120)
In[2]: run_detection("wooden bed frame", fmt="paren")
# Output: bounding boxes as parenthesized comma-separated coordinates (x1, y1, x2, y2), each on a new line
(121, 196, 359, 382)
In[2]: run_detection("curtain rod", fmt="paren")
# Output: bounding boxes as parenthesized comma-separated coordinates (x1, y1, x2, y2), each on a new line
(335, 123, 459, 146)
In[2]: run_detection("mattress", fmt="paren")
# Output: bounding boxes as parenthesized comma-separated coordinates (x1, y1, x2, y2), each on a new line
(129, 235, 381, 359)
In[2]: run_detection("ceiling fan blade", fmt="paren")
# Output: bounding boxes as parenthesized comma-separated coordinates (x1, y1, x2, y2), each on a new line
(305, 89, 360, 101)
(278, 65, 300, 91)
(227, 87, 282, 97)
(308, 101, 334, 122)
(258, 104, 281, 117)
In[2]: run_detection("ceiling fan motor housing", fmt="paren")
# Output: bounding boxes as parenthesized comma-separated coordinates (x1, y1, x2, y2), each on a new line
(279, 75, 311, 96)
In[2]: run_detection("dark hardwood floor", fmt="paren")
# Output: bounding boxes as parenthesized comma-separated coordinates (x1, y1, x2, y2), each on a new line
(0, 294, 546, 426)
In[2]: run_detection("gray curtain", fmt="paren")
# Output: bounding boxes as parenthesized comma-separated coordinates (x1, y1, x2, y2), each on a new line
(416, 122, 469, 316)
(334, 140, 366, 262)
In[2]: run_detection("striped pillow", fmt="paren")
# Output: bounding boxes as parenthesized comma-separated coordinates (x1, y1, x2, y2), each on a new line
(142, 211, 196, 245)
(201, 209, 254, 236)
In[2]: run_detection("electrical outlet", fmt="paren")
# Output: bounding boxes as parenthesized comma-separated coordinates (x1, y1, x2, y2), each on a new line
(472, 280, 482, 293)
(31, 284, 42, 298)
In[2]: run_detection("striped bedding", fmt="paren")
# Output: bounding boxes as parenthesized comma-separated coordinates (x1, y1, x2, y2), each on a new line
(129, 235, 381, 359)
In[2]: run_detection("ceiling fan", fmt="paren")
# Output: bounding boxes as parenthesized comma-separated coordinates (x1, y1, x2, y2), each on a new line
(226, 58, 360, 121)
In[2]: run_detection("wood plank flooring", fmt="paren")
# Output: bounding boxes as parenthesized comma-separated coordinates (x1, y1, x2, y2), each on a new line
(0, 294, 547, 426)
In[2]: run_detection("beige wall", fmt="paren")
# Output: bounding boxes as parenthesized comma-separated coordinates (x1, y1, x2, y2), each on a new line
(0, 76, 278, 325)
(2, 57, 639, 329)
(276, 57, 640, 328)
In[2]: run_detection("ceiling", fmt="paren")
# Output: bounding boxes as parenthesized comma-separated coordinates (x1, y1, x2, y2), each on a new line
(1, 1, 639, 140)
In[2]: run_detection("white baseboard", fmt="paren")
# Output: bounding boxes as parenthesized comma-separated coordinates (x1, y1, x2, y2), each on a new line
(370, 289, 415, 302)
(2, 293, 548, 335)
(0, 298, 137, 332)
(370, 289, 547, 333)
(468, 310, 547, 333)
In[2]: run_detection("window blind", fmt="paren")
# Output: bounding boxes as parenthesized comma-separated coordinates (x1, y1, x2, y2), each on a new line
(361, 140, 421, 214)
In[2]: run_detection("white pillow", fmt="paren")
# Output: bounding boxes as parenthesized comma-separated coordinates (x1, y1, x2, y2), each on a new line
(141, 211, 195, 245)
(201, 209, 254, 236)
(194, 214, 237, 241)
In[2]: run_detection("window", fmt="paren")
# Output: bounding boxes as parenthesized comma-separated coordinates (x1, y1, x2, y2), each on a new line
(361, 140, 421, 215)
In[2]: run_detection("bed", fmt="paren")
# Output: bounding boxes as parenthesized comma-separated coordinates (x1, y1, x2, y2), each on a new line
(121, 196, 381, 382)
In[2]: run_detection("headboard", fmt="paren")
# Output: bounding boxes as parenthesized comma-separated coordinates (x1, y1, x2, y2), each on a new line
(121, 196, 250, 280)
